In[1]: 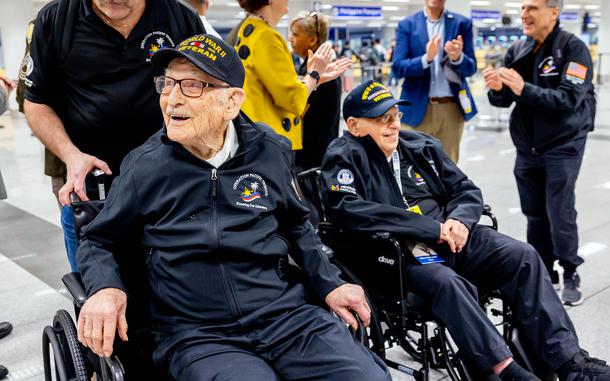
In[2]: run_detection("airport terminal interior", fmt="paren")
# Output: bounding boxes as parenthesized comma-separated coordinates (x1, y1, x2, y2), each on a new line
(1, 0, 610, 380)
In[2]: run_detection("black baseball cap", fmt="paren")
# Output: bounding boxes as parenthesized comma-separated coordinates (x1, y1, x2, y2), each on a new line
(342, 80, 410, 121)
(151, 34, 245, 88)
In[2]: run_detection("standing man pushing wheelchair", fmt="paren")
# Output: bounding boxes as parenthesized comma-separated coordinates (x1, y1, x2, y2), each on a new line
(75, 34, 390, 381)
(320, 80, 610, 381)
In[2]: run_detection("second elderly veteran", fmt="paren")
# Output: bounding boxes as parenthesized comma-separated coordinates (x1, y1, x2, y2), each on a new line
(74, 34, 391, 381)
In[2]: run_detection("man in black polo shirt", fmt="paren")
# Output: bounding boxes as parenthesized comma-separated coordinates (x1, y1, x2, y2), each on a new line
(23, 0, 203, 270)
(24, 0, 204, 206)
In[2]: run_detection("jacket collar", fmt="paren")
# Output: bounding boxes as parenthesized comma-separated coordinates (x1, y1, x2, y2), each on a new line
(513, 22, 561, 62)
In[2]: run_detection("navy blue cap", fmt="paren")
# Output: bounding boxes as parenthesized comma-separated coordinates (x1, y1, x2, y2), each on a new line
(151, 34, 245, 88)
(342, 80, 409, 121)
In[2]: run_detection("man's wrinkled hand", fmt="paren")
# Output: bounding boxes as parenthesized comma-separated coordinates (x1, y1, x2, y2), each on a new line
(58, 151, 112, 206)
(498, 67, 525, 96)
(77, 288, 128, 357)
(483, 65, 503, 91)
(325, 283, 371, 330)
(442, 219, 469, 253)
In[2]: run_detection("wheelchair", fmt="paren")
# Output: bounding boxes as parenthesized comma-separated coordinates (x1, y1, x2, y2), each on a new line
(296, 167, 557, 381)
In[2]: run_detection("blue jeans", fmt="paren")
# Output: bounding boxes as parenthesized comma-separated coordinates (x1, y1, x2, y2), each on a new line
(61, 206, 79, 272)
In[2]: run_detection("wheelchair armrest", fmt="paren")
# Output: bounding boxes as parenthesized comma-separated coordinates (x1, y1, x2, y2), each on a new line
(482, 204, 498, 231)
(62, 272, 88, 308)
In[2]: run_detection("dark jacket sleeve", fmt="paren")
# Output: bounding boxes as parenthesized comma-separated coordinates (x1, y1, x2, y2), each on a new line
(321, 140, 441, 243)
(518, 37, 594, 112)
(487, 47, 516, 108)
(432, 141, 483, 231)
(450, 18, 477, 78)
(77, 156, 143, 297)
(276, 141, 345, 299)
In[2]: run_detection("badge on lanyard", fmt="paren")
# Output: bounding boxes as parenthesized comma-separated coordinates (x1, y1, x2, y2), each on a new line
(458, 90, 472, 114)
(408, 242, 445, 264)
(407, 205, 423, 215)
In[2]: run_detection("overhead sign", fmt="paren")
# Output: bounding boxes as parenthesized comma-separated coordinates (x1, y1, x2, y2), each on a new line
(560, 12, 579, 22)
(471, 9, 502, 22)
(331, 5, 383, 20)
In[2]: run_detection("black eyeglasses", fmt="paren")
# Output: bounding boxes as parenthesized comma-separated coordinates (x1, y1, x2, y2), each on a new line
(309, 11, 320, 43)
(154, 75, 230, 98)
(375, 111, 403, 125)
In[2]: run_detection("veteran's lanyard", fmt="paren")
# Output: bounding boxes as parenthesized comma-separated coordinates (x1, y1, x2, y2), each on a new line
(391, 150, 409, 207)
(392, 150, 424, 215)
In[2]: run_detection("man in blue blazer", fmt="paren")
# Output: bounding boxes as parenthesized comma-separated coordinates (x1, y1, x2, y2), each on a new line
(392, 0, 477, 163)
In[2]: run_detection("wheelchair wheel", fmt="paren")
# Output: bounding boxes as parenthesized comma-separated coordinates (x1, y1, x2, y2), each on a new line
(331, 258, 386, 359)
(42, 309, 89, 381)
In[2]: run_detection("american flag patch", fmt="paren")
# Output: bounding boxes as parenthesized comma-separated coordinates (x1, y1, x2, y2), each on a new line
(566, 62, 587, 80)
(190, 42, 203, 47)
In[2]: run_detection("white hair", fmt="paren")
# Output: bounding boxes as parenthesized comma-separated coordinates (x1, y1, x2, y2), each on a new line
(547, 0, 563, 10)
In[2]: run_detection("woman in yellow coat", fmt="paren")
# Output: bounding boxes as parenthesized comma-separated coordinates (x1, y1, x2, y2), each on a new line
(235, 0, 351, 150)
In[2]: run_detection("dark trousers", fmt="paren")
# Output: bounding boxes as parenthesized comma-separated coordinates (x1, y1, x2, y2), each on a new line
(166, 304, 391, 381)
(404, 225, 580, 371)
(514, 137, 587, 273)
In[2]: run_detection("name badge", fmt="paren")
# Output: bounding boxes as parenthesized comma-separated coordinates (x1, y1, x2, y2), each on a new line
(458, 90, 472, 114)
(408, 242, 445, 265)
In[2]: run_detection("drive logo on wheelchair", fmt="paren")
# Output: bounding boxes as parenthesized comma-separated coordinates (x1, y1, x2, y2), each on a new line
(378, 255, 395, 266)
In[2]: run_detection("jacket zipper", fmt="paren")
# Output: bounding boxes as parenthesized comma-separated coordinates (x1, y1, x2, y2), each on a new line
(210, 168, 241, 319)
(211, 168, 219, 248)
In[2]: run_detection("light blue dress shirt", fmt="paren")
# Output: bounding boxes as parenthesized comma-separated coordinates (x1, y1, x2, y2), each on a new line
(420, 11, 463, 98)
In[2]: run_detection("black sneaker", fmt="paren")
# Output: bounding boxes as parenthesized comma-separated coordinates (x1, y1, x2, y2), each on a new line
(0, 364, 7, 380)
(0, 322, 12, 340)
(562, 272, 583, 306)
(558, 350, 610, 381)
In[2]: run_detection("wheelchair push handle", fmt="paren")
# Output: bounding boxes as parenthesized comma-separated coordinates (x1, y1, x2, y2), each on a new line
(92, 168, 106, 200)
(69, 169, 107, 204)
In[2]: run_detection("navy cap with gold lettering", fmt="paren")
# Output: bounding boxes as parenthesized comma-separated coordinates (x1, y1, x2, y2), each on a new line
(342, 80, 410, 121)
(151, 34, 245, 88)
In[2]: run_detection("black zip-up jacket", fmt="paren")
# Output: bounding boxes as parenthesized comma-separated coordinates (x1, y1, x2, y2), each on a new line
(320, 131, 483, 244)
(487, 23, 595, 155)
(77, 114, 344, 332)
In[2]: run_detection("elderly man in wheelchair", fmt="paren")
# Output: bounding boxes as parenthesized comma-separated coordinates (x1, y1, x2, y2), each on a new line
(71, 35, 391, 381)
(319, 80, 610, 381)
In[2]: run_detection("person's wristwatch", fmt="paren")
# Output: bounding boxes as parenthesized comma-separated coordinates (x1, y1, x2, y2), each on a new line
(307, 70, 320, 84)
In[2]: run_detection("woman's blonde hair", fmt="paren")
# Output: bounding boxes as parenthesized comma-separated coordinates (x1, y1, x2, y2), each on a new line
(290, 12, 329, 46)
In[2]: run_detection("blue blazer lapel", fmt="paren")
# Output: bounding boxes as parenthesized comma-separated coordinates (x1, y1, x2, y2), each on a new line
(416, 11, 428, 52)
(443, 12, 456, 45)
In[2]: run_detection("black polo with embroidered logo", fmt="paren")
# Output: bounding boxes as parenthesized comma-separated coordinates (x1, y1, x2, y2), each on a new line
(24, 0, 205, 174)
